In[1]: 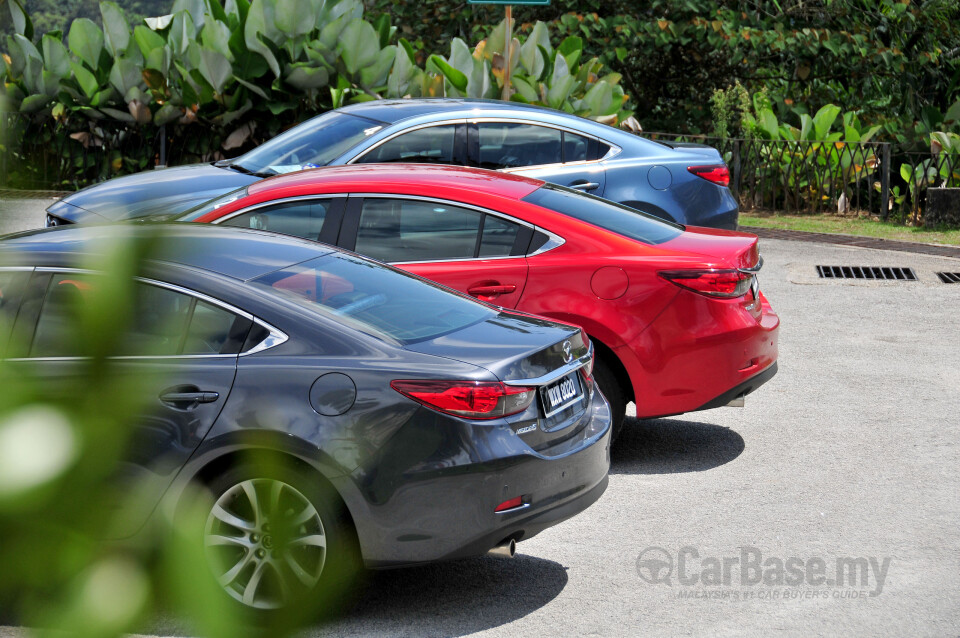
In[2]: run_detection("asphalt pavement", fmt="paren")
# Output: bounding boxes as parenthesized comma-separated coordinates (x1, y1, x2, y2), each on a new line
(1, 202, 958, 637)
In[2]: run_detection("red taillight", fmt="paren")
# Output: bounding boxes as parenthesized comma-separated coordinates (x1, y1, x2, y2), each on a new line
(688, 164, 730, 187)
(580, 334, 595, 391)
(495, 496, 526, 512)
(659, 269, 753, 298)
(390, 380, 536, 419)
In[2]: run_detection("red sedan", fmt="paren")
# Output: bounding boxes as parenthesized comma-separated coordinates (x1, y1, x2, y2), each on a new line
(179, 164, 779, 434)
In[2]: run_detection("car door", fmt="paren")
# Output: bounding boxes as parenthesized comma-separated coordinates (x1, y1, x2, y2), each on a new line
(468, 121, 608, 196)
(7, 269, 248, 538)
(338, 196, 531, 308)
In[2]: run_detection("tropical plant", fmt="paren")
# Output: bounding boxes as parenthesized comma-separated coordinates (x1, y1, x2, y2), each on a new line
(730, 101, 883, 211)
(369, 0, 960, 135)
(0, 0, 634, 189)
(416, 19, 632, 124)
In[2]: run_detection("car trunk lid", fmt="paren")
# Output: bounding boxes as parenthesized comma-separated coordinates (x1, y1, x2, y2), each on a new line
(405, 310, 597, 450)
(662, 226, 760, 270)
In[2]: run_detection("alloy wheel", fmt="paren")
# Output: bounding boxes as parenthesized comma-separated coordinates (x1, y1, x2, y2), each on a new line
(204, 478, 327, 610)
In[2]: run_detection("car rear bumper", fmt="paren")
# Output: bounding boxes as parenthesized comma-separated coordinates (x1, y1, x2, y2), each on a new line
(693, 361, 778, 412)
(624, 288, 780, 418)
(337, 392, 612, 568)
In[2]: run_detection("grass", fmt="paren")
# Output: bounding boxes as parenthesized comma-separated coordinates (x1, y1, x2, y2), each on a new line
(739, 212, 960, 247)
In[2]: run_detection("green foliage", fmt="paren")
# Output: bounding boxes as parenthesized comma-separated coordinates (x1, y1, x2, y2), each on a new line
(367, 0, 960, 136)
(709, 81, 750, 138)
(0, 0, 633, 189)
(418, 19, 632, 123)
(0, 0, 168, 40)
(0, 228, 327, 638)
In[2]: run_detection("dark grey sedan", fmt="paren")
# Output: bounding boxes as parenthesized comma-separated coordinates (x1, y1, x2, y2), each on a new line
(0, 223, 611, 614)
(46, 99, 738, 229)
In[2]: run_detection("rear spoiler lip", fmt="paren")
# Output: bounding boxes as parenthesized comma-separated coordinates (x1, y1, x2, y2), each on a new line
(653, 140, 716, 150)
(738, 255, 764, 274)
(503, 343, 594, 387)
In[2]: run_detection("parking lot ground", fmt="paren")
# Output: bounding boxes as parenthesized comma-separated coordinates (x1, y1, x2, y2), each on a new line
(1, 208, 959, 637)
(0, 197, 55, 235)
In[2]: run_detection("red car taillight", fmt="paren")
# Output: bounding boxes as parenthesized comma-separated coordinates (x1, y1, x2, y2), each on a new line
(687, 164, 730, 187)
(581, 337, 595, 391)
(659, 269, 753, 298)
(390, 380, 536, 419)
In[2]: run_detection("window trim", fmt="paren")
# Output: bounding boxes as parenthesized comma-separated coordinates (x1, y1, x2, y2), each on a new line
(9, 267, 287, 361)
(342, 193, 565, 264)
(346, 120, 468, 165)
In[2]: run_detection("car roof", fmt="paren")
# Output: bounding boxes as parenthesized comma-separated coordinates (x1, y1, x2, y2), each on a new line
(245, 163, 546, 200)
(337, 98, 588, 125)
(0, 223, 334, 281)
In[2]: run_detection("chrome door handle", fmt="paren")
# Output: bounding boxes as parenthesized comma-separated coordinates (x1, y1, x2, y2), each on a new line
(570, 182, 600, 191)
(160, 387, 220, 408)
(467, 284, 516, 298)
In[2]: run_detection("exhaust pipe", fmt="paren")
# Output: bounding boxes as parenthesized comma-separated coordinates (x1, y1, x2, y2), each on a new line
(726, 396, 745, 407)
(487, 539, 517, 558)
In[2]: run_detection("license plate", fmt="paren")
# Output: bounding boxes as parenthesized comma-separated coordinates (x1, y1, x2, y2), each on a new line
(540, 372, 584, 418)
(751, 276, 760, 298)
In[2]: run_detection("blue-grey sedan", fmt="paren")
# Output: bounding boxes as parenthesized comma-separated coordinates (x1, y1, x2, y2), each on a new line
(0, 222, 610, 615)
(46, 99, 738, 229)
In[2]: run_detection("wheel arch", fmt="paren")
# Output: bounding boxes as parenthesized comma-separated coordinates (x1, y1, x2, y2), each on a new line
(590, 337, 634, 405)
(173, 437, 361, 553)
(532, 311, 635, 405)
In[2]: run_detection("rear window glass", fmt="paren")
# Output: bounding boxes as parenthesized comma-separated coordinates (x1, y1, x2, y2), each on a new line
(522, 184, 684, 245)
(249, 254, 495, 344)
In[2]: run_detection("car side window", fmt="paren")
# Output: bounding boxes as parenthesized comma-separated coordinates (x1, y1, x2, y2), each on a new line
(220, 199, 332, 242)
(477, 123, 562, 169)
(354, 199, 484, 263)
(478, 215, 521, 257)
(182, 299, 244, 355)
(356, 125, 457, 165)
(0, 270, 29, 354)
(29, 274, 248, 358)
(563, 132, 590, 163)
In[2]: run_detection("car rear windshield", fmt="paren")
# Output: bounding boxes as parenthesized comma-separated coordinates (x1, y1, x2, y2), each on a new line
(249, 254, 496, 344)
(233, 111, 386, 175)
(522, 183, 684, 245)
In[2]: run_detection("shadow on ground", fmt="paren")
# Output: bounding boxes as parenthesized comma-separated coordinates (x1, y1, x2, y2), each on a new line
(141, 554, 568, 638)
(312, 555, 567, 636)
(611, 417, 745, 475)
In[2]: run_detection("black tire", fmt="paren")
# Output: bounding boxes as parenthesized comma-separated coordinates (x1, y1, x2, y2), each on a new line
(593, 357, 627, 442)
(188, 461, 361, 625)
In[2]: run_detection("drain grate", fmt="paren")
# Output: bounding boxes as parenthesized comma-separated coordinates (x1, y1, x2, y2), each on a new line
(936, 272, 960, 284)
(816, 266, 918, 281)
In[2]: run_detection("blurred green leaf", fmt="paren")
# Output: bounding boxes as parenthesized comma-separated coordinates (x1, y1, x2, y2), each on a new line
(244, 0, 281, 77)
(71, 60, 99, 99)
(338, 19, 379, 76)
(812, 104, 841, 141)
(428, 54, 468, 93)
(68, 18, 105, 71)
(285, 63, 329, 91)
(198, 47, 233, 94)
(100, 2, 131, 57)
(7, 0, 33, 40)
